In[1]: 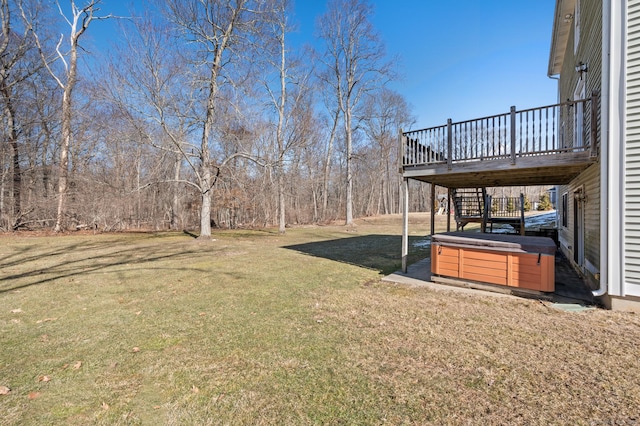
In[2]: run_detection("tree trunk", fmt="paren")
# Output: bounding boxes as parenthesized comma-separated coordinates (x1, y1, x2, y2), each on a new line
(322, 109, 339, 221)
(345, 107, 353, 225)
(199, 84, 213, 239)
(171, 153, 181, 230)
(273, 8, 288, 234)
(50, 3, 97, 232)
(54, 70, 75, 232)
(278, 170, 285, 233)
(198, 63, 217, 239)
(2, 90, 21, 227)
(199, 183, 212, 237)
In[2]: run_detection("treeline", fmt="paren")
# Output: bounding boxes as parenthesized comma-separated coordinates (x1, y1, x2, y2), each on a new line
(2, 1, 549, 236)
(1, 0, 443, 236)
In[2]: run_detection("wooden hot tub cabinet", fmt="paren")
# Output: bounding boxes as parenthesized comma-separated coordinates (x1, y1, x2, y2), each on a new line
(431, 232, 556, 292)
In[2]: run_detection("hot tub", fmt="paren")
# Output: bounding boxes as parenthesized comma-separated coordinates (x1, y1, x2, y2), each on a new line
(431, 232, 556, 292)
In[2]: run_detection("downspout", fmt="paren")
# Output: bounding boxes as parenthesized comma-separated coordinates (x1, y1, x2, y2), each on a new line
(548, 74, 561, 229)
(594, 0, 612, 297)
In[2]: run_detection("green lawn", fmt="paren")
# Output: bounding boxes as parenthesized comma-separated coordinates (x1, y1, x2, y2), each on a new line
(1, 215, 639, 425)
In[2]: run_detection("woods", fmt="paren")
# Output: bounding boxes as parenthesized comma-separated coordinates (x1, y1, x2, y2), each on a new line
(0, 0, 427, 234)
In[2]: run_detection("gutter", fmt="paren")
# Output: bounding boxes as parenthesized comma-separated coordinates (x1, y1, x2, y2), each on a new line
(594, 0, 612, 298)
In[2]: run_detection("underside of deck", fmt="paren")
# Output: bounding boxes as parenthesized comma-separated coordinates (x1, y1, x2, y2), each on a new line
(402, 151, 596, 188)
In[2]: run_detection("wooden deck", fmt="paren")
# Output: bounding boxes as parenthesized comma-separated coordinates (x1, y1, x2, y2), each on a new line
(400, 95, 599, 188)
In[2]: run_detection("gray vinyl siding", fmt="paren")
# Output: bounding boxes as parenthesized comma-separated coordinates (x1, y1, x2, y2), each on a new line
(625, 0, 640, 296)
(582, 164, 600, 269)
(557, 164, 600, 280)
(558, 0, 602, 135)
(556, 0, 602, 284)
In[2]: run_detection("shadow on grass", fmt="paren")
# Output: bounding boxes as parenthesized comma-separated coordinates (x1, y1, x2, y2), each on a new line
(284, 234, 430, 275)
(0, 234, 208, 294)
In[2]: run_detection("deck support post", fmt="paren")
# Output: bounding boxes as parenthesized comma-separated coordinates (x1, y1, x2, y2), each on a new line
(447, 187, 452, 232)
(447, 119, 453, 170)
(430, 184, 436, 236)
(398, 129, 404, 170)
(510, 106, 517, 164)
(520, 193, 526, 235)
(402, 178, 409, 273)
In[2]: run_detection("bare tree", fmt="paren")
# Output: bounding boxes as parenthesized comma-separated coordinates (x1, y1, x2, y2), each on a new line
(22, 0, 109, 231)
(0, 1, 421, 233)
(104, 9, 194, 231)
(361, 88, 414, 214)
(262, 0, 288, 234)
(162, 0, 266, 239)
(261, 0, 315, 233)
(317, 0, 392, 225)
(318, 86, 341, 222)
(0, 0, 39, 229)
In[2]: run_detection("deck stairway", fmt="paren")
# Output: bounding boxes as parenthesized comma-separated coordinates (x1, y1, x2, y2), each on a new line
(452, 188, 487, 232)
(452, 188, 526, 235)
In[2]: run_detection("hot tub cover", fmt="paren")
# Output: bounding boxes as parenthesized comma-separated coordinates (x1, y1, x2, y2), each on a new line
(431, 232, 556, 256)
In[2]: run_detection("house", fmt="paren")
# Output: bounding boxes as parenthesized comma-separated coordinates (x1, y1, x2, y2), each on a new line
(399, 0, 640, 311)
(549, 0, 638, 311)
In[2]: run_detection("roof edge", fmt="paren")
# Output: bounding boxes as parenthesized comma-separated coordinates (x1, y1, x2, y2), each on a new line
(548, 0, 576, 77)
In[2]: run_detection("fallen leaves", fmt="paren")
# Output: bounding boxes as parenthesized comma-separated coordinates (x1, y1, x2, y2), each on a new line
(61, 360, 83, 371)
(37, 375, 51, 383)
(36, 318, 57, 324)
(0, 386, 10, 395)
(10, 308, 23, 314)
(132, 347, 140, 353)
(28, 392, 40, 400)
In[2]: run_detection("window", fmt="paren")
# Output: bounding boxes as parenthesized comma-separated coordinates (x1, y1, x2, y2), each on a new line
(562, 193, 568, 227)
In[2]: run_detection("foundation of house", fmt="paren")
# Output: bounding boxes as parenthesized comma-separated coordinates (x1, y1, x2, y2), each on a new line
(601, 295, 640, 313)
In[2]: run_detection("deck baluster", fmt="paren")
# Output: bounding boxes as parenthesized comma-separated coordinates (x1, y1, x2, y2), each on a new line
(538, 108, 542, 153)
(485, 118, 489, 158)
(518, 112, 522, 155)
(494, 116, 498, 157)
(525, 110, 529, 154)
(545, 107, 549, 151)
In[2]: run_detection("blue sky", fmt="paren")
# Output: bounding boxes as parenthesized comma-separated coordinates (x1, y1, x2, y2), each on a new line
(85, 0, 558, 129)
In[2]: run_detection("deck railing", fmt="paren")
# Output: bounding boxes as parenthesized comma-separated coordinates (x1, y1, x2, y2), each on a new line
(401, 93, 598, 169)
(489, 195, 525, 218)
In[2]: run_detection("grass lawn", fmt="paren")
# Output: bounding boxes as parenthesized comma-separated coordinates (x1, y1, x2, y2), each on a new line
(1, 214, 639, 425)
